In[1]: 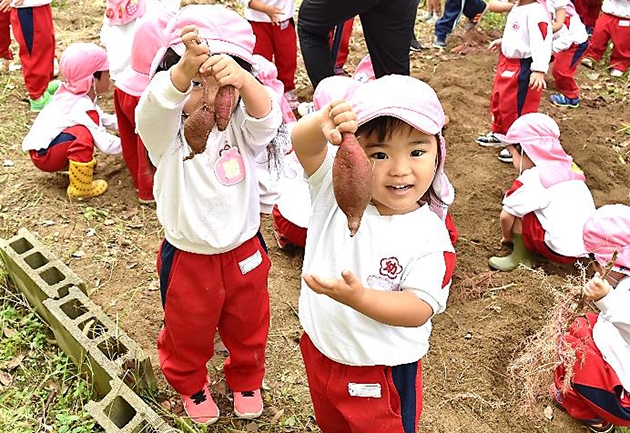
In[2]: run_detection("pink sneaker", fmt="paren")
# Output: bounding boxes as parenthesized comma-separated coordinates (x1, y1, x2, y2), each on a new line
(180, 380, 219, 425)
(233, 389, 263, 419)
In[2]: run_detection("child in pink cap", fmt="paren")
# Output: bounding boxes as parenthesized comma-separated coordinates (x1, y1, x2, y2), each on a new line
(114, 9, 174, 204)
(551, 204, 630, 433)
(292, 75, 456, 433)
(135, 4, 282, 425)
(488, 112, 595, 271)
(22, 43, 121, 200)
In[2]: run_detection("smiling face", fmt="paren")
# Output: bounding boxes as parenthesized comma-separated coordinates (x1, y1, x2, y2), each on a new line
(358, 123, 438, 216)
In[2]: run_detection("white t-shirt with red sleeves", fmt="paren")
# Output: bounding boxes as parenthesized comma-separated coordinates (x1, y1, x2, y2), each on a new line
(602, 0, 630, 18)
(240, 0, 295, 24)
(501, 2, 553, 73)
(593, 276, 630, 392)
(299, 148, 456, 367)
(502, 167, 595, 257)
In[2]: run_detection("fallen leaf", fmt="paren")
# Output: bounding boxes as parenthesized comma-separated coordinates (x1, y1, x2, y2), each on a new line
(0, 371, 13, 387)
(103, 219, 115, 226)
(5, 354, 25, 371)
(585, 72, 600, 80)
(246, 422, 259, 432)
(3, 326, 16, 338)
(271, 408, 285, 424)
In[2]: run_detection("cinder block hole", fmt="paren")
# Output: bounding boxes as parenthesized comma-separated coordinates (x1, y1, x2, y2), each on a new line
(39, 266, 66, 286)
(60, 298, 89, 320)
(135, 421, 159, 433)
(104, 395, 136, 428)
(57, 284, 75, 298)
(98, 337, 129, 361)
(9, 237, 33, 254)
(78, 317, 108, 340)
(24, 251, 48, 269)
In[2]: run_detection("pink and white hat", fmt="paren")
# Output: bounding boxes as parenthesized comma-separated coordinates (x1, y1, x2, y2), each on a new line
(350, 74, 453, 218)
(583, 204, 630, 276)
(54, 43, 109, 113)
(116, 9, 174, 97)
(151, 4, 255, 77)
(313, 75, 362, 111)
(352, 54, 375, 83)
(253, 55, 296, 124)
(494, 113, 585, 188)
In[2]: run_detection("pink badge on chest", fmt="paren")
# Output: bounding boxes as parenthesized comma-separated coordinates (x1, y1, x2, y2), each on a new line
(214, 145, 246, 186)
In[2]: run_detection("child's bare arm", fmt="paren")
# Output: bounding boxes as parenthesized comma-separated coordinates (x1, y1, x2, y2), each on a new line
(291, 99, 358, 176)
(247, 0, 284, 24)
(552, 7, 566, 33)
(500, 209, 516, 243)
(170, 26, 211, 92)
(488, 0, 514, 13)
(302, 270, 434, 327)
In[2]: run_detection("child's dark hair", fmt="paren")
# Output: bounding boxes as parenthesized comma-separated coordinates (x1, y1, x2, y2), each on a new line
(155, 47, 254, 74)
(94, 71, 102, 80)
(356, 116, 445, 208)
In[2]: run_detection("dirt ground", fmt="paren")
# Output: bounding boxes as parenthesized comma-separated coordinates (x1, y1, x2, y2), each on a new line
(0, 1, 629, 432)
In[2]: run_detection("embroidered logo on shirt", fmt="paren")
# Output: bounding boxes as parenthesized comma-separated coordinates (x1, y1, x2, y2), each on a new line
(512, 22, 520, 30)
(379, 257, 403, 279)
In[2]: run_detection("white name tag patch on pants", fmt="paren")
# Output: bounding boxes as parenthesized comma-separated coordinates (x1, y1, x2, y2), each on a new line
(348, 383, 382, 398)
(238, 250, 262, 275)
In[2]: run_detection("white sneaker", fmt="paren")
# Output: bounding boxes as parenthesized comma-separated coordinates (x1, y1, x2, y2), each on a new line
(497, 148, 513, 164)
(610, 69, 623, 78)
(297, 101, 314, 117)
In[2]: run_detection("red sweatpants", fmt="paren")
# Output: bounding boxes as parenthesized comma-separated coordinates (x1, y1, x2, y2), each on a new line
(29, 124, 95, 172)
(586, 12, 630, 73)
(0, 10, 12, 60)
(490, 55, 543, 135)
(554, 313, 630, 426)
(272, 204, 307, 249)
(251, 19, 297, 92)
(113, 88, 155, 201)
(157, 236, 271, 396)
(573, 0, 602, 29)
(329, 18, 354, 69)
(300, 333, 423, 433)
(10, 5, 55, 99)
(553, 41, 589, 98)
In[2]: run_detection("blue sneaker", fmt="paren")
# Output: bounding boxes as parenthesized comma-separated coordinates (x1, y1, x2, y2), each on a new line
(550, 93, 580, 108)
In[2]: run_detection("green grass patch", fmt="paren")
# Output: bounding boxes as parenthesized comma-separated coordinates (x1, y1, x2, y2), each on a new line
(0, 269, 102, 433)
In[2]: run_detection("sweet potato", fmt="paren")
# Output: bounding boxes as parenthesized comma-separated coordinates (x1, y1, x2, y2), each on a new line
(214, 85, 235, 131)
(332, 132, 373, 236)
(183, 76, 215, 160)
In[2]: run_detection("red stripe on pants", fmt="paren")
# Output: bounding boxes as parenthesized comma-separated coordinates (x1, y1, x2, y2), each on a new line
(300, 333, 423, 433)
(113, 88, 155, 201)
(29, 124, 95, 172)
(586, 13, 630, 73)
(554, 313, 630, 426)
(490, 54, 542, 135)
(552, 43, 588, 98)
(0, 10, 12, 60)
(10, 5, 55, 99)
(157, 236, 271, 396)
(250, 20, 297, 92)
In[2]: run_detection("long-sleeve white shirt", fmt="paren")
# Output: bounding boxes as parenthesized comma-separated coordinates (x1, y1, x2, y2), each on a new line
(502, 2, 553, 73)
(593, 276, 630, 392)
(136, 71, 282, 255)
(10, 0, 51, 7)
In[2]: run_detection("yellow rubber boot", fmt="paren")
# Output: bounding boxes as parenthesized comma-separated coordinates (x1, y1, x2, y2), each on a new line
(67, 158, 108, 200)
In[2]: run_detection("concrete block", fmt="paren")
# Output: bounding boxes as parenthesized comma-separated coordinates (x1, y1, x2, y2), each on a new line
(87, 379, 181, 432)
(43, 287, 157, 396)
(0, 228, 86, 324)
